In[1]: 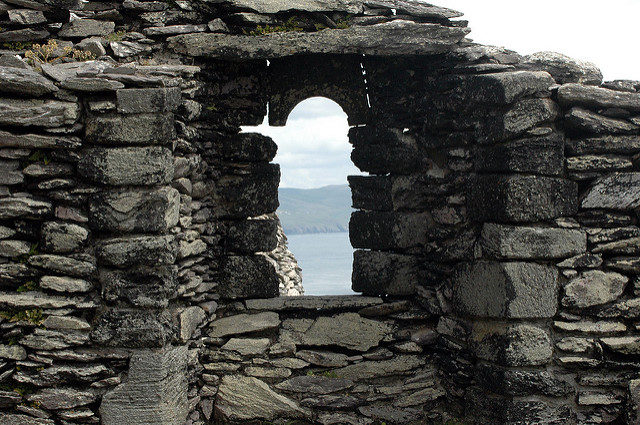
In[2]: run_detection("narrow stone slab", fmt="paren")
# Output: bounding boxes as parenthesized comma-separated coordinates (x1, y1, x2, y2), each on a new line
(480, 224, 586, 259)
(0, 66, 57, 96)
(364, 0, 463, 19)
(168, 20, 469, 59)
(453, 261, 558, 319)
(59, 19, 115, 38)
(0, 130, 80, 149)
(209, 312, 280, 338)
(521, 51, 603, 85)
(559, 83, 640, 112)
(246, 295, 382, 311)
(565, 107, 639, 135)
(220, 0, 362, 13)
(582, 173, 640, 210)
(0, 99, 78, 127)
(0, 291, 94, 310)
(333, 355, 425, 380)
(85, 113, 175, 145)
(464, 71, 555, 104)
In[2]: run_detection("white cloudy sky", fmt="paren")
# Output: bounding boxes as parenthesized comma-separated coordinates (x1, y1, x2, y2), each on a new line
(244, 0, 640, 189)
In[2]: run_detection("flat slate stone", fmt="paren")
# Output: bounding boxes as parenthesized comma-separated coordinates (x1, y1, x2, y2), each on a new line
(275, 375, 353, 394)
(0, 291, 94, 309)
(559, 83, 640, 112)
(60, 77, 124, 92)
(96, 235, 177, 268)
(85, 113, 175, 145)
(567, 136, 640, 155)
(215, 0, 362, 14)
(364, 0, 462, 18)
(333, 355, 425, 380)
(0, 414, 54, 425)
(582, 172, 640, 210)
(168, 20, 469, 59)
(480, 224, 586, 259)
(471, 323, 553, 367)
(59, 18, 115, 38)
(565, 107, 639, 135)
(209, 312, 280, 338)
(246, 295, 382, 311)
(0, 130, 81, 149)
(0, 66, 57, 96)
(28, 254, 96, 278)
(521, 51, 603, 85)
(27, 388, 96, 410)
(0, 99, 78, 127)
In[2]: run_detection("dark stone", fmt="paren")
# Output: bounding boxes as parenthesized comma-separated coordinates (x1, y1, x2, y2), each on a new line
(566, 135, 640, 155)
(476, 363, 574, 397)
(478, 98, 560, 143)
(565, 107, 639, 135)
(221, 218, 278, 253)
(463, 71, 555, 104)
(213, 133, 277, 162)
(85, 113, 176, 145)
(349, 126, 427, 174)
(218, 255, 279, 299)
(469, 175, 578, 223)
(116, 88, 182, 114)
(91, 308, 174, 348)
(0, 66, 58, 97)
(100, 266, 178, 308)
(520, 51, 603, 85)
(96, 235, 177, 268)
(558, 83, 640, 113)
(352, 250, 421, 296)
(349, 210, 430, 250)
(215, 163, 280, 218)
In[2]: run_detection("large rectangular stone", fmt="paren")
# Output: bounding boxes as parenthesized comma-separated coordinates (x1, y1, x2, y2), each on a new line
(349, 211, 431, 250)
(213, 133, 277, 163)
(0, 99, 79, 127)
(475, 134, 564, 176)
(85, 113, 175, 145)
(99, 266, 178, 308)
(96, 235, 177, 268)
(349, 126, 426, 174)
(470, 322, 553, 366)
(116, 88, 181, 114)
(348, 174, 446, 212)
(558, 83, 640, 112)
(215, 163, 280, 218)
(91, 309, 173, 348)
(479, 224, 586, 259)
(78, 147, 173, 186)
(478, 98, 560, 143)
(463, 71, 555, 104)
(352, 250, 421, 296)
(453, 261, 558, 319)
(469, 175, 578, 223)
(218, 254, 279, 299)
(221, 218, 278, 253)
(89, 187, 179, 233)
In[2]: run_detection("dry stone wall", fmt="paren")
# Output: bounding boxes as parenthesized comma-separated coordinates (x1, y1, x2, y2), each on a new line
(0, 1, 638, 425)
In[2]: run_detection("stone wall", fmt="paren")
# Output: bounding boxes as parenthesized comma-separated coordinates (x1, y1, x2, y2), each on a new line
(0, 1, 638, 424)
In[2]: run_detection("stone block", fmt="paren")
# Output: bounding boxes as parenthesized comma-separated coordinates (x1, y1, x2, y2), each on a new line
(59, 19, 115, 37)
(213, 132, 277, 162)
(469, 175, 578, 223)
(463, 71, 555, 104)
(479, 224, 586, 259)
(0, 66, 58, 96)
(41, 222, 89, 253)
(453, 261, 558, 319)
(208, 311, 280, 338)
(91, 309, 174, 348)
(0, 99, 78, 127)
(349, 126, 426, 174)
(78, 147, 173, 186)
(558, 83, 640, 112)
(475, 133, 564, 176)
(221, 218, 278, 253)
(470, 322, 553, 366)
(565, 107, 638, 135)
(85, 113, 176, 145)
(117, 88, 181, 114)
(562, 270, 628, 308)
(215, 164, 280, 218)
(581, 172, 640, 210)
(352, 250, 421, 296)
(476, 363, 573, 397)
(349, 211, 431, 250)
(96, 235, 177, 268)
(479, 98, 560, 143)
(218, 254, 279, 299)
(89, 187, 180, 233)
(0, 196, 51, 220)
(100, 346, 188, 425)
(521, 51, 603, 85)
(100, 266, 178, 308)
(468, 390, 574, 425)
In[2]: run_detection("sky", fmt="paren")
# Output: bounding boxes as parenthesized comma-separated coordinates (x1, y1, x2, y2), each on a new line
(244, 0, 640, 189)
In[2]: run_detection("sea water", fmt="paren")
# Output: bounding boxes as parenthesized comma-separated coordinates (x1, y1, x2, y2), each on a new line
(286, 232, 355, 296)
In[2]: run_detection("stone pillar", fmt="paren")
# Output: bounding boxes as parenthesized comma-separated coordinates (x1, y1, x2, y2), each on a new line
(81, 87, 189, 424)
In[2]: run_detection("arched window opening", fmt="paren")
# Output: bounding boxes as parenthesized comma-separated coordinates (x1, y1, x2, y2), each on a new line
(243, 97, 361, 296)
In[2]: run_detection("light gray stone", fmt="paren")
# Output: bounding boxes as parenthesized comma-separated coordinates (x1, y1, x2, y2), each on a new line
(0, 99, 78, 127)
(0, 414, 54, 425)
(0, 291, 94, 310)
(563, 270, 628, 308)
(600, 336, 640, 355)
(209, 312, 280, 338)
(96, 235, 177, 268)
(60, 77, 124, 92)
(20, 328, 89, 350)
(100, 346, 188, 425)
(471, 322, 553, 366)
(0, 66, 57, 96)
(453, 261, 558, 319)
(116, 87, 181, 114)
(42, 222, 88, 253)
(59, 19, 115, 38)
(28, 254, 95, 277)
(76, 37, 107, 57)
(480, 224, 586, 259)
(554, 320, 627, 334)
(222, 338, 271, 355)
(178, 306, 205, 342)
(521, 51, 603, 85)
(0, 240, 30, 257)
(42, 315, 91, 330)
(0, 196, 51, 219)
(245, 295, 382, 311)
(79, 146, 174, 186)
(296, 350, 349, 367)
(275, 375, 353, 394)
(40, 276, 92, 293)
(364, 0, 462, 18)
(168, 20, 469, 59)
(559, 83, 640, 112)
(7, 9, 46, 25)
(89, 187, 179, 233)
(333, 355, 425, 380)
(0, 130, 80, 149)
(215, 375, 309, 422)
(27, 388, 96, 410)
(0, 344, 26, 360)
(566, 107, 639, 135)
(582, 172, 640, 210)
(218, 0, 362, 13)
(85, 113, 175, 145)
(144, 24, 207, 36)
(109, 41, 152, 57)
(464, 71, 555, 104)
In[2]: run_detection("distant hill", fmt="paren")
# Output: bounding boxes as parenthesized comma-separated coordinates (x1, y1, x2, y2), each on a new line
(278, 185, 352, 235)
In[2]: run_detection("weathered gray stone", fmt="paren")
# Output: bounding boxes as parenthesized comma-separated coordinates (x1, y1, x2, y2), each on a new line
(554, 320, 627, 334)
(352, 250, 421, 296)
(276, 375, 353, 394)
(79, 146, 173, 186)
(89, 187, 179, 233)
(296, 350, 349, 367)
(116, 88, 181, 114)
(464, 71, 555, 104)
(209, 312, 280, 338)
(334, 355, 425, 380)
(0, 344, 26, 360)
(479, 224, 586, 259)
(567, 154, 633, 173)
(476, 134, 564, 175)
(469, 175, 578, 222)
(222, 338, 270, 356)
(60, 77, 124, 92)
(144, 24, 207, 36)
(0, 29, 49, 43)
(567, 135, 640, 155)
(41, 222, 88, 253)
(13, 364, 108, 387)
(0, 414, 54, 425)
(219, 0, 362, 13)
(100, 346, 188, 425)
(349, 211, 430, 250)
(28, 254, 95, 277)
(566, 107, 639, 135)
(91, 309, 174, 348)
(0, 130, 81, 149)
(471, 322, 553, 366)
(110, 41, 153, 57)
(0, 195, 51, 219)
(559, 83, 640, 112)
(246, 295, 382, 311)
(0, 291, 94, 310)
(76, 37, 107, 57)
(21, 328, 89, 350)
(480, 98, 560, 142)
(59, 19, 115, 37)
(42, 315, 90, 330)
(178, 306, 205, 342)
(218, 255, 279, 299)
(0, 66, 57, 96)
(23, 162, 74, 179)
(0, 240, 30, 257)
(85, 113, 175, 145)
(7, 9, 46, 25)
(557, 253, 603, 269)
(0, 99, 78, 127)
(40, 276, 92, 293)
(521, 51, 603, 85)
(365, 0, 462, 18)
(96, 235, 177, 268)
(563, 270, 628, 308)
(169, 20, 469, 59)
(100, 266, 177, 308)
(600, 336, 640, 355)
(27, 388, 96, 410)
(453, 261, 558, 319)
(215, 375, 309, 422)
(582, 172, 640, 210)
